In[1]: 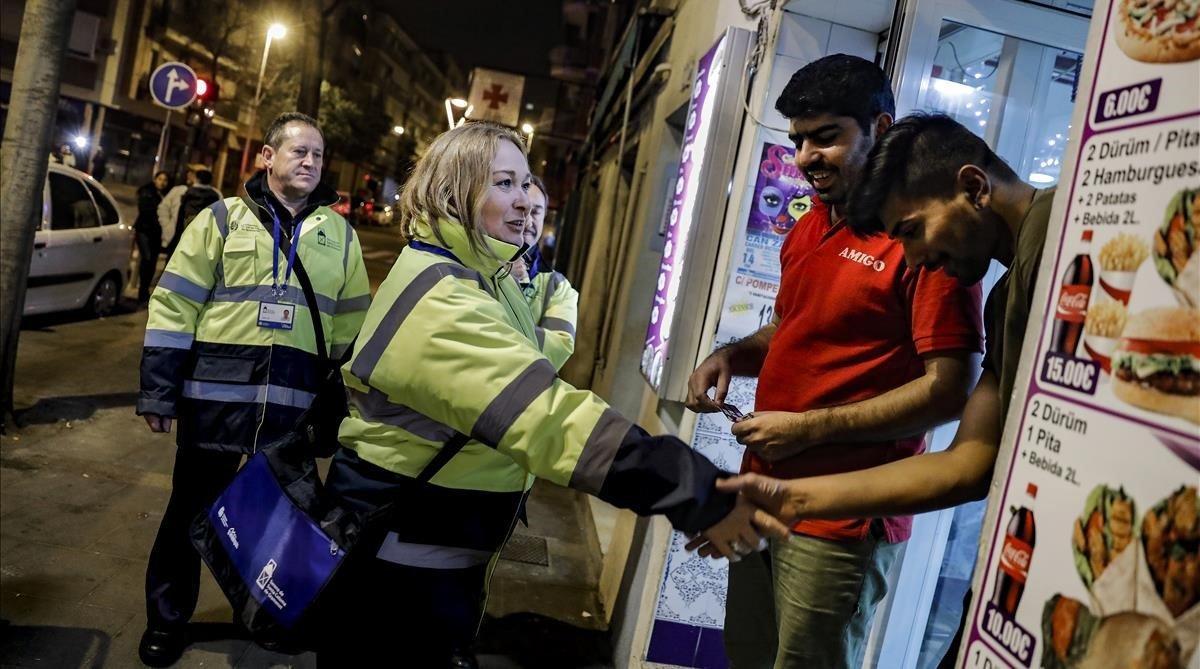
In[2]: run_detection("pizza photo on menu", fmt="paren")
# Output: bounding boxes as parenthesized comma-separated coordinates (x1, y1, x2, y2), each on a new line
(1115, 0, 1200, 63)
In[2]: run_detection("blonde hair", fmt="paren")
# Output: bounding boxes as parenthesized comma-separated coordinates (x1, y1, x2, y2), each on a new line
(399, 122, 528, 259)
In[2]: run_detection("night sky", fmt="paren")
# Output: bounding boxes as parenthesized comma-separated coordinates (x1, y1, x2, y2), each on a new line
(386, 1, 567, 78)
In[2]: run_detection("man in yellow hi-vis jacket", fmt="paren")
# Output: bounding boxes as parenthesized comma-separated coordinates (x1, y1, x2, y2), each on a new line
(135, 112, 369, 666)
(511, 176, 577, 370)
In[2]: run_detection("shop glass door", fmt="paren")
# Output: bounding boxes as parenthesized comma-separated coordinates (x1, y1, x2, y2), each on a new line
(869, 1, 1089, 667)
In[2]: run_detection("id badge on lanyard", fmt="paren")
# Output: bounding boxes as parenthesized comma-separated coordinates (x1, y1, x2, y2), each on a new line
(260, 203, 301, 330)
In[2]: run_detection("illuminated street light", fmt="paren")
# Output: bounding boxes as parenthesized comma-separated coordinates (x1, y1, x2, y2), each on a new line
(240, 22, 287, 176)
(73, 135, 88, 149)
(392, 125, 405, 135)
(520, 122, 534, 149)
(445, 98, 470, 129)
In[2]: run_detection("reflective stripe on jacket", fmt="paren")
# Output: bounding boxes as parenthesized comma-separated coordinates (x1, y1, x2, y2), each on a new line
(332, 215, 734, 573)
(138, 173, 371, 453)
(525, 270, 577, 370)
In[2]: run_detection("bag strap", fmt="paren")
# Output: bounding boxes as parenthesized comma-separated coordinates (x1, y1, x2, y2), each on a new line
(416, 432, 470, 483)
(289, 253, 330, 366)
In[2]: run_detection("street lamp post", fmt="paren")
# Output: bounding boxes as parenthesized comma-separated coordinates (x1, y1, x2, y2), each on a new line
(520, 122, 534, 151)
(444, 97, 468, 130)
(239, 23, 286, 177)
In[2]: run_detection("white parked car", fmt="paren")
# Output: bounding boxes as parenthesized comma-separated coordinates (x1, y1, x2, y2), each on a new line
(25, 164, 132, 317)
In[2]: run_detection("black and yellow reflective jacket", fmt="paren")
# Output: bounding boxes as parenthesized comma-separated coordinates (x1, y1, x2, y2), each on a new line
(327, 215, 734, 576)
(137, 172, 370, 452)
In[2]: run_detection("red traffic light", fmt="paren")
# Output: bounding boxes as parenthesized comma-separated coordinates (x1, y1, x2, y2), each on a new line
(193, 78, 218, 104)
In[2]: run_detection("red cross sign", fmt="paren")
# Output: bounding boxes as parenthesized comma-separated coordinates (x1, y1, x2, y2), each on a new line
(482, 83, 509, 110)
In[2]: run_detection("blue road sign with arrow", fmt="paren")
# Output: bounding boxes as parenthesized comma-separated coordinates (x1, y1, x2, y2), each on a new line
(150, 62, 198, 109)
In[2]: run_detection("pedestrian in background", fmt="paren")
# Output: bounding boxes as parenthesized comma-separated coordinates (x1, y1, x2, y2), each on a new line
(165, 168, 222, 257)
(91, 147, 108, 181)
(136, 112, 371, 667)
(52, 142, 76, 167)
(510, 175, 578, 370)
(135, 170, 170, 303)
(158, 166, 196, 251)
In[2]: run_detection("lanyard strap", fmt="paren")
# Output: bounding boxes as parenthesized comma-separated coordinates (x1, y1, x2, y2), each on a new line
(408, 239, 464, 265)
(268, 203, 302, 297)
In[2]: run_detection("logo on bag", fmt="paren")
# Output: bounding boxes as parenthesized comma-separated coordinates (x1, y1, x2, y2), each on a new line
(217, 506, 240, 548)
(256, 560, 276, 589)
(256, 559, 289, 610)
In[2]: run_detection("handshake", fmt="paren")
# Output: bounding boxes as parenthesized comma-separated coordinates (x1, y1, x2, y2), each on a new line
(686, 473, 803, 561)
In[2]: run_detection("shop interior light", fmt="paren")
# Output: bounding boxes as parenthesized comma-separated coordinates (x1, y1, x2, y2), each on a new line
(392, 125, 405, 135)
(930, 77, 976, 99)
(1028, 172, 1055, 184)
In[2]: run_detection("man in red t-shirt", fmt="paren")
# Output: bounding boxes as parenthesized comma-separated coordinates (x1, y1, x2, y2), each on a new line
(686, 55, 983, 668)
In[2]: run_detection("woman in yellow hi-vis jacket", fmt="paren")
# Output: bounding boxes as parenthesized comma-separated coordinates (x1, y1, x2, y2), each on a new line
(316, 123, 786, 665)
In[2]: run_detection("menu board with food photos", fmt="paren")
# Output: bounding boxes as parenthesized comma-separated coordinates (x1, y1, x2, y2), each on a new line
(960, 1, 1200, 668)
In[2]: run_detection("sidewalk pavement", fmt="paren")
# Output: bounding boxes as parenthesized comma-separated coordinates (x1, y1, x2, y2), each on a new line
(1, 306, 611, 668)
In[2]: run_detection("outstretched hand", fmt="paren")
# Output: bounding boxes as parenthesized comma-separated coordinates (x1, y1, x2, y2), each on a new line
(685, 482, 792, 561)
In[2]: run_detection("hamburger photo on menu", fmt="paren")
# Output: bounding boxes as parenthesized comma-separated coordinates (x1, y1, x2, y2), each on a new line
(1111, 307, 1200, 424)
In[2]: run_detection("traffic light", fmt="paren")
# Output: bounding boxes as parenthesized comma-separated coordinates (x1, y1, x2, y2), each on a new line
(195, 77, 218, 103)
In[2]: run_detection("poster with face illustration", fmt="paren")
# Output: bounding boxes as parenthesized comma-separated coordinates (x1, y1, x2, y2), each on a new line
(719, 143, 815, 338)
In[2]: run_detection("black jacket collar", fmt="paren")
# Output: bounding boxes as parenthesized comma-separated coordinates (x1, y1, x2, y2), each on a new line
(239, 170, 340, 227)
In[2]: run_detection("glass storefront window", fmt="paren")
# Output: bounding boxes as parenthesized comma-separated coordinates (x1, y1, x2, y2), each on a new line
(918, 21, 1083, 186)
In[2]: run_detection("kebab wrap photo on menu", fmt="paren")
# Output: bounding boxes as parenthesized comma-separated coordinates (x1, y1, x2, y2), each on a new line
(1137, 485, 1200, 660)
(1073, 485, 1138, 612)
(1154, 186, 1199, 308)
(1040, 596, 1185, 669)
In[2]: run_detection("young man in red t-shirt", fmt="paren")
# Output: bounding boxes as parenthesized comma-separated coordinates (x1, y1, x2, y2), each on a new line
(686, 55, 983, 668)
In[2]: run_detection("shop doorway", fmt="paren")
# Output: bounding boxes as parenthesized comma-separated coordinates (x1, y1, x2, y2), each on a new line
(868, 1, 1089, 666)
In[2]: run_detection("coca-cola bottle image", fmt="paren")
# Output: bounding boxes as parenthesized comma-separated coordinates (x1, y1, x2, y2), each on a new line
(1050, 230, 1094, 356)
(993, 483, 1037, 617)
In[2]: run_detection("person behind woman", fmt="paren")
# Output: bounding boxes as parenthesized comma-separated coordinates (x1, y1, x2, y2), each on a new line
(510, 175, 577, 370)
(318, 122, 783, 665)
(135, 171, 170, 303)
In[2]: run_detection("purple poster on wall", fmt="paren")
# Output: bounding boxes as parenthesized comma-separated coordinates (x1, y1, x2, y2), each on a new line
(640, 34, 726, 392)
(720, 143, 814, 336)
